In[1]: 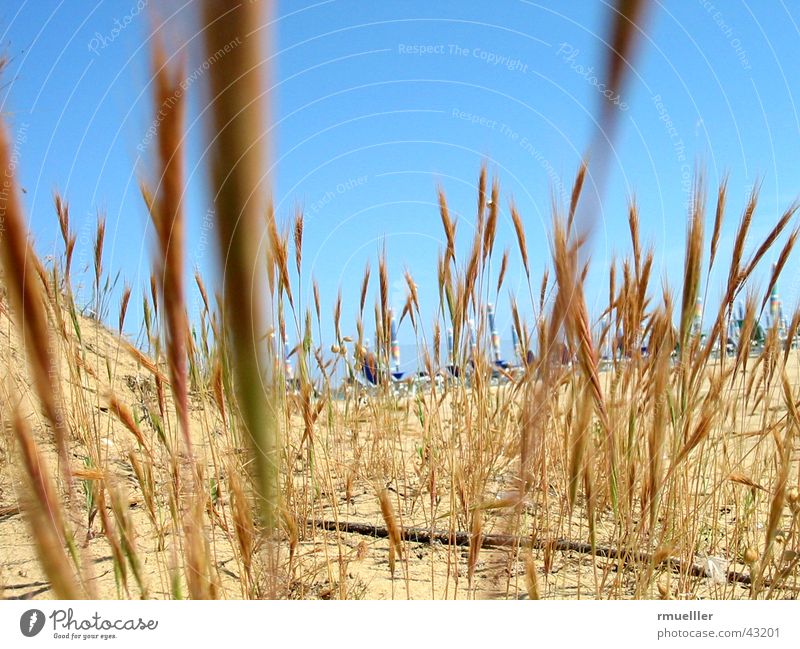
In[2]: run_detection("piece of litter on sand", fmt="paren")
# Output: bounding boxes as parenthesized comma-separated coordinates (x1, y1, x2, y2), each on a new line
(704, 556, 728, 584)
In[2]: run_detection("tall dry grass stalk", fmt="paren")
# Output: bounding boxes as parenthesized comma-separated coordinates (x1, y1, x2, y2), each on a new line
(5, 153, 800, 601)
(679, 175, 705, 359)
(0, 121, 73, 485)
(144, 42, 193, 459)
(268, 205, 293, 308)
(708, 174, 728, 273)
(4, 0, 800, 604)
(510, 201, 530, 281)
(201, 0, 278, 532)
(600, 0, 648, 138)
(11, 410, 81, 598)
(54, 193, 77, 286)
(139, 43, 214, 598)
(378, 488, 403, 578)
(482, 178, 500, 264)
(439, 187, 456, 266)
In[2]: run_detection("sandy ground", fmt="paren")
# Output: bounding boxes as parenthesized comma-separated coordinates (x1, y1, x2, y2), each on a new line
(0, 304, 798, 600)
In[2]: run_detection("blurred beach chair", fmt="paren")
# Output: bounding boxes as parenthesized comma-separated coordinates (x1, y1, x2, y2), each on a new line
(354, 339, 415, 398)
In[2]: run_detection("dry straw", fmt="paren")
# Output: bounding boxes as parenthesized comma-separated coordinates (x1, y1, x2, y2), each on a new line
(201, 0, 278, 531)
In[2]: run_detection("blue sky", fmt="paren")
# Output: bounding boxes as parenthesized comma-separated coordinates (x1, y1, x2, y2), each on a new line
(2, 1, 800, 368)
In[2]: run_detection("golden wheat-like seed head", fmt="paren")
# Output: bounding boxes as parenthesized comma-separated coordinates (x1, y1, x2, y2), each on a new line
(438, 186, 456, 265)
(404, 268, 418, 312)
(359, 261, 370, 314)
(477, 163, 487, 222)
(568, 160, 587, 233)
(293, 206, 304, 277)
(313, 278, 321, 322)
(709, 174, 728, 270)
(510, 201, 529, 279)
(482, 177, 499, 263)
(496, 248, 509, 295)
(94, 212, 106, 291)
(334, 288, 342, 342)
(118, 284, 132, 333)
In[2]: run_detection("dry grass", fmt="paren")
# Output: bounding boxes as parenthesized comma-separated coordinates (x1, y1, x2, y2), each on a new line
(2, 156, 800, 600)
(0, 0, 799, 601)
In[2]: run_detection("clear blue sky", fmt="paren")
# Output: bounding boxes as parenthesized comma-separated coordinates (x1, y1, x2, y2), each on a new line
(2, 1, 800, 368)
